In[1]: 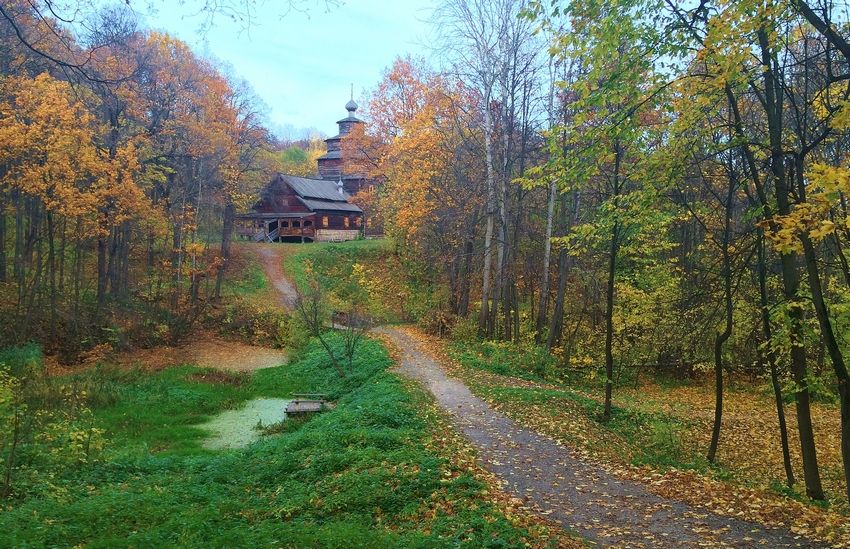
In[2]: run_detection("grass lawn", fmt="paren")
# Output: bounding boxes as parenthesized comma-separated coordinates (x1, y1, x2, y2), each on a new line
(281, 239, 433, 323)
(0, 334, 563, 548)
(281, 239, 390, 292)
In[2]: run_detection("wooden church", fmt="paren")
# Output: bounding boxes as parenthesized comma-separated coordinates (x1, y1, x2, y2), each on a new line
(235, 98, 371, 243)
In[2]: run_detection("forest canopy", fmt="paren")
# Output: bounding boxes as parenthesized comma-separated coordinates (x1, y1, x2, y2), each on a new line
(0, 1, 284, 358)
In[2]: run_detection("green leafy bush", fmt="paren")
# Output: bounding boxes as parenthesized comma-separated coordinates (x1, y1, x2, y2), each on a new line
(450, 315, 480, 342)
(418, 309, 458, 338)
(211, 300, 294, 348)
(0, 343, 42, 377)
(0, 345, 106, 499)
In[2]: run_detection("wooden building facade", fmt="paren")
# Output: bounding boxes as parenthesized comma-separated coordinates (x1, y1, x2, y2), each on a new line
(235, 174, 363, 243)
(236, 97, 377, 243)
(317, 98, 373, 195)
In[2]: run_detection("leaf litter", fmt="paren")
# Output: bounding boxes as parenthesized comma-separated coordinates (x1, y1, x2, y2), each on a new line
(377, 326, 844, 548)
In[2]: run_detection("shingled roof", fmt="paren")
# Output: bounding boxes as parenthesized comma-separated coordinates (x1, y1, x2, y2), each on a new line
(316, 150, 342, 161)
(280, 174, 363, 213)
(299, 198, 363, 213)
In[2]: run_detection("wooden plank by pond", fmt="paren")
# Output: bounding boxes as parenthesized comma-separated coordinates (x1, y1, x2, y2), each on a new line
(285, 398, 335, 415)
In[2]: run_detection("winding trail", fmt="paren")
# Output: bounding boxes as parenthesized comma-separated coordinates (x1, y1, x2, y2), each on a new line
(255, 242, 819, 547)
(253, 243, 298, 310)
(375, 326, 821, 548)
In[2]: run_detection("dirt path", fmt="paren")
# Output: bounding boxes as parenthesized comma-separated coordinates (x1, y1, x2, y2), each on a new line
(255, 246, 818, 546)
(253, 243, 298, 310)
(375, 326, 821, 548)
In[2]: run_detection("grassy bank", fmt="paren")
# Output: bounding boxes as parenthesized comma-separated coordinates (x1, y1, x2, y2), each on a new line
(282, 239, 437, 323)
(206, 245, 292, 347)
(1, 335, 561, 547)
(281, 239, 389, 292)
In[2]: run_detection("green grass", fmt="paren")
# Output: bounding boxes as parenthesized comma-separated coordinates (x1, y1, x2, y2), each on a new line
(0, 335, 548, 548)
(228, 260, 269, 298)
(0, 342, 42, 376)
(448, 339, 561, 383)
(282, 239, 390, 292)
(88, 365, 249, 456)
(479, 384, 703, 470)
(282, 239, 422, 323)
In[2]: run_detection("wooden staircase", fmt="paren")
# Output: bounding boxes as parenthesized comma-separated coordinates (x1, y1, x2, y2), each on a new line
(251, 228, 280, 242)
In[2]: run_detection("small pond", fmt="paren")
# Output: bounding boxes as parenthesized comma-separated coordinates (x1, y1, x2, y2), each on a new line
(202, 398, 290, 450)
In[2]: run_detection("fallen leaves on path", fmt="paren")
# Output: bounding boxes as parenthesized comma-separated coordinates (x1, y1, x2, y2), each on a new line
(378, 332, 581, 548)
(248, 243, 298, 310)
(399, 326, 850, 547)
(416, 386, 581, 548)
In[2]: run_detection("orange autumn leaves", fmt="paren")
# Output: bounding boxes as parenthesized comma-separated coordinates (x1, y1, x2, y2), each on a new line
(342, 58, 483, 247)
(0, 74, 145, 233)
(0, 31, 266, 253)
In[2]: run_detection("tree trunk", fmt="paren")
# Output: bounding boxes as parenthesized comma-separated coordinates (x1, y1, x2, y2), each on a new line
(479, 105, 496, 334)
(22, 219, 43, 339)
(96, 233, 108, 309)
(96, 210, 109, 312)
(758, 232, 796, 487)
(72, 217, 83, 322)
(800, 229, 850, 502)
(57, 217, 66, 292)
(107, 226, 120, 298)
(46, 212, 57, 345)
(536, 178, 557, 341)
(214, 202, 236, 301)
(548, 190, 579, 350)
(602, 142, 622, 423)
(14, 192, 23, 307)
(794, 156, 850, 502)
(0, 196, 6, 283)
(458, 239, 472, 317)
(171, 201, 185, 312)
(707, 174, 735, 463)
(602, 218, 618, 422)
(491, 180, 508, 339)
(757, 29, 824, 499)
(119, 221, 131, 297)
(512, 281, 519, 343)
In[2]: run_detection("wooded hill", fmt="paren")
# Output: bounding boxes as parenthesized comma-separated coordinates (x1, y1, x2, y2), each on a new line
(0, 3, 282, 360)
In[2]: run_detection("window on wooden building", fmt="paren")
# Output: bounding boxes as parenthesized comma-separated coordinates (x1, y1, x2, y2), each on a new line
(322, 216, 329, 227)
(343, 217, 349, 228)
(293, 221, 301, 228)
(355, 217, 362, 227)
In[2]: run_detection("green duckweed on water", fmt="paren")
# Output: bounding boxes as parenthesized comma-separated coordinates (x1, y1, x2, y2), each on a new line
(202, 397, 290, 450)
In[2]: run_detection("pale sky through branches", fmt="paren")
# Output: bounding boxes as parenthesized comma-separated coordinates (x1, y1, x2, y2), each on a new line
(139, 0, 433, 140)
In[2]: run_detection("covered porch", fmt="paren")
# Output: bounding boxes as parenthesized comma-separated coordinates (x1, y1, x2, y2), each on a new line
(235, 213, 317, 243)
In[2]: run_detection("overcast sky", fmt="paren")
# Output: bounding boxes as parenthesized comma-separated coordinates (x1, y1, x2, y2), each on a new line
(138, 1, 434, 139)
